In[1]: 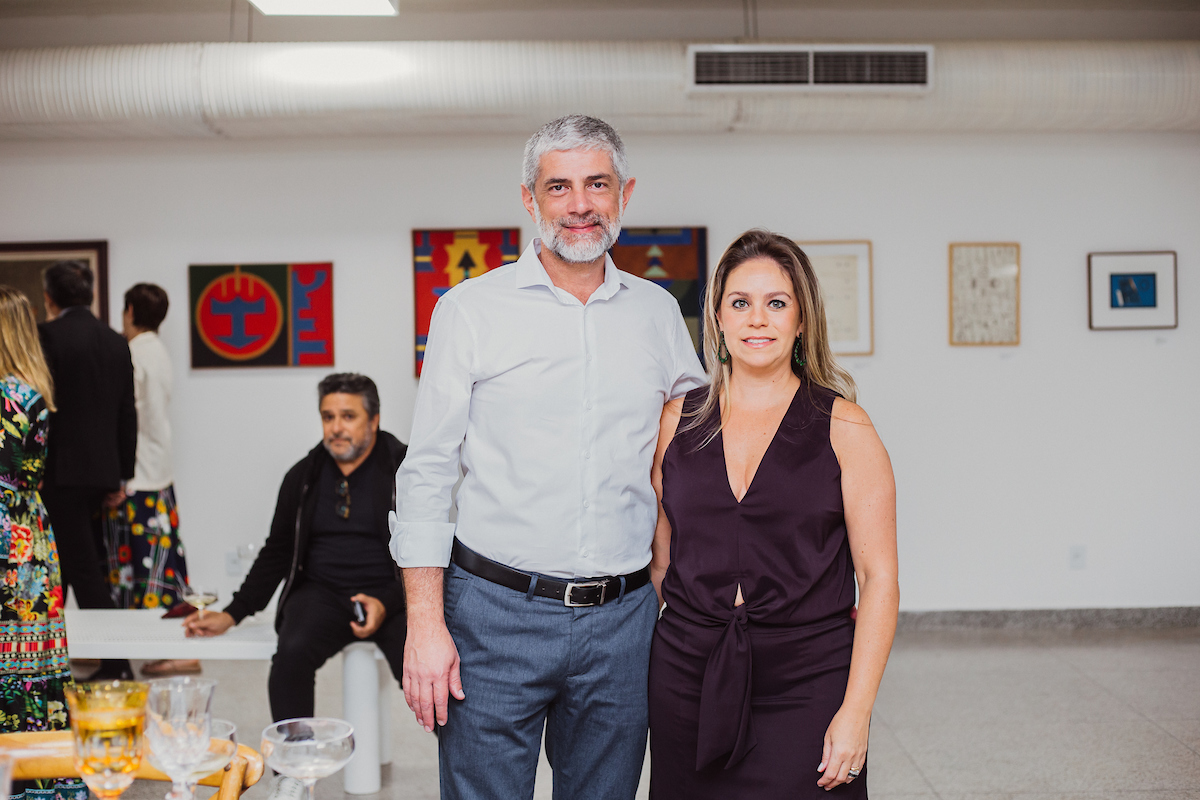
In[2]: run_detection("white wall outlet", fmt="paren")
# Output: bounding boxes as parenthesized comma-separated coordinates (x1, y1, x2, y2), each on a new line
(1069, 545, 1087, 570)
(225, 551, 243, 577)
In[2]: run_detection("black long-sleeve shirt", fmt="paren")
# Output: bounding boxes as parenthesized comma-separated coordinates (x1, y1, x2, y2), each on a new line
(224, 431, 408, 630)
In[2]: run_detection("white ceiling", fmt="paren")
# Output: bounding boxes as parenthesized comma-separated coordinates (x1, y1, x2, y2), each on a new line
(1, 0, 1198, 46)
(1, 0, 1198, 12)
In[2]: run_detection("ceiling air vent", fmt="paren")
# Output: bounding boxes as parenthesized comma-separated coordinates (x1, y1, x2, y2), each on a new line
(688, 44, 933, 93)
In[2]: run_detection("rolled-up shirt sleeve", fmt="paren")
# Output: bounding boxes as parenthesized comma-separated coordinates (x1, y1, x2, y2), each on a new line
(669, 306, 708, 399)
(390, 295, 477, 568)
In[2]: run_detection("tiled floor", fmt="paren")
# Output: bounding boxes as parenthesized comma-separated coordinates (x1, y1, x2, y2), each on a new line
(121, 626, 1200, 800)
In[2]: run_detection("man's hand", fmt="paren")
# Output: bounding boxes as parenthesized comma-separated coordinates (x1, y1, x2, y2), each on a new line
(402, 619, 464, 732)
(183, 610, 235, 638)
(102, 489, 126, 510)
(350, 593, 386, 639)
(401, 567, 465, 732)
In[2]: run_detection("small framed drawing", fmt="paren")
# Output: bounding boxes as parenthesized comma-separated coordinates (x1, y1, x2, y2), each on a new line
(1088, 251, 1177, 330)
(949, 242, 1020, 346)
(796, 240, 873, 356)
(0, 240, 109, 323)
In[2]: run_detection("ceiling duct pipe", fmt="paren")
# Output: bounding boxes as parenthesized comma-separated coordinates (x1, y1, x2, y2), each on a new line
(0, 40, 1197, 139)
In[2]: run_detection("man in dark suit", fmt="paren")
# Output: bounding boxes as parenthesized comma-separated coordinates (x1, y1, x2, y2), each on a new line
(39, 260, 137, 679)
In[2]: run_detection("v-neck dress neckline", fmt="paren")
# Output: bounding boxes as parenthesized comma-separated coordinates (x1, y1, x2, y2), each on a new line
(718, 384, 803, 506)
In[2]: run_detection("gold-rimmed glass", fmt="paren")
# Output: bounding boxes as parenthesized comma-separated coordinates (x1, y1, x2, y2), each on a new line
(63, 680, 149, 800)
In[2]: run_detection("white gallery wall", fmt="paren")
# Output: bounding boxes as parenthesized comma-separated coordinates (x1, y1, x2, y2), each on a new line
(0, 130, 1196, 612)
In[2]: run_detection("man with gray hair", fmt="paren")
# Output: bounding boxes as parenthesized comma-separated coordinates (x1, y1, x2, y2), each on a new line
(393, 114, 705, 798)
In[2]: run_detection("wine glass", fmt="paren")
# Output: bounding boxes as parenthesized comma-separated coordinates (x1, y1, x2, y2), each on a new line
(261, 718, 354, 800)
(148, 719, 237, 800)
(179, 583, 219, 619)
(144, 678, 218, 800)
(63, 680, 149, 800)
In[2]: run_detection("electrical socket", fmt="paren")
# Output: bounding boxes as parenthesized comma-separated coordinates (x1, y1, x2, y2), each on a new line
(1069, 545, 1087, 570)
(225, 551, 243, 577)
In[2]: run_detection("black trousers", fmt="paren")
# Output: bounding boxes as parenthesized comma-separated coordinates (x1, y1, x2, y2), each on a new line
(268, 580, 406, 722)
(40, 485, 117, 609)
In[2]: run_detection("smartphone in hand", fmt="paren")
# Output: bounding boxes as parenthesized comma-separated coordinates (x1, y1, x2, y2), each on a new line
(352, 599, 367, 625)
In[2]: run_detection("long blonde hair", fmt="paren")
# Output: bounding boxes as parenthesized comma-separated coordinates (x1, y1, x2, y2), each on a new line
(0, 286, 56, 411)
(686, 229, 855, 440)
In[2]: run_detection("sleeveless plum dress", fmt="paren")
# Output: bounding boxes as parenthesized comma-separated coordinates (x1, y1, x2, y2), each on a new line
(648, 383, 867, 799)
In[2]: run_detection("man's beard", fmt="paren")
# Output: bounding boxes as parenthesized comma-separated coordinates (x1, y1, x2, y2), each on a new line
(532, 201, 623, 264)
(324, 436, 369, 463)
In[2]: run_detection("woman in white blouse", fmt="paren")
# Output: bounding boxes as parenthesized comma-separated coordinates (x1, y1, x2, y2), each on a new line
(105, 283, 197, 675)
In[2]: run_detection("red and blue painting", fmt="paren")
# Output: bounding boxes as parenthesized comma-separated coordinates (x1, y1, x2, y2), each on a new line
(189, 262, 334, 368)
(413, 229, 521, 377)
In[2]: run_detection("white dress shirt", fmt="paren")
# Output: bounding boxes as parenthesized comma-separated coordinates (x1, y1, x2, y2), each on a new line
(391, 240, 707, 579)
(125, 330, 174, 493)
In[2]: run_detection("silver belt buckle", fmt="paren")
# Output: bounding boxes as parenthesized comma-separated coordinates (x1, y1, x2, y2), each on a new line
(564, 580, 607, 607)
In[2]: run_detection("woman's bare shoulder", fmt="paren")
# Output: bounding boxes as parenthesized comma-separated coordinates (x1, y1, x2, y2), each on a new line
(829, 397, 887, 465)
(831, 396, 873, 428)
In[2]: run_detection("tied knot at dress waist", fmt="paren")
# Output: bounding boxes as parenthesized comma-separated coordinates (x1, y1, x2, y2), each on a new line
(690, 603, 856, 773)
(695, 602, 756, 772)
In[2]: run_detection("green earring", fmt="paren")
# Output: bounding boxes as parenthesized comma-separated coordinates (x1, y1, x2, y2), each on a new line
(718, 331, 730, 364)
(793, 333, 805, 368)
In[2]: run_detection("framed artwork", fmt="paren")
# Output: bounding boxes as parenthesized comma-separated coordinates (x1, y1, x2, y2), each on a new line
(188, 262, 334, 369)
(414, 229, 521, 376)
(609, 227, 707, 352)
(1088, 251, 1177, 330)
(796, 240, 873, 356)
(0, 240, 108, 323)
(949, 243, 1020, 346)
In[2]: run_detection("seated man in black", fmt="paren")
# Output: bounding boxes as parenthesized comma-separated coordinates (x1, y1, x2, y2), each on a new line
(184, 373, 407, 729)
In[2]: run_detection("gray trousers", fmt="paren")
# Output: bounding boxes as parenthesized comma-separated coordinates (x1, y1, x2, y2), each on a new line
(438, 561, 658, 800)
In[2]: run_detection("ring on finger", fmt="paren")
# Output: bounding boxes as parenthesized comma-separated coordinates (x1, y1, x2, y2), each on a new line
(848, 767, 862, 779)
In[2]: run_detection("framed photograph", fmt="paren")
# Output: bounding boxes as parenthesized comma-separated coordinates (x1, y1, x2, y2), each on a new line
(0, 240, 108, 323)
(413, 229, 522, 377)
(949, 242, 1020, 346)
(1088, 251, 1177, 330)
(796, 240, 873, 356)
(188, 262, 334, 369)
(609, 227, 707, 353)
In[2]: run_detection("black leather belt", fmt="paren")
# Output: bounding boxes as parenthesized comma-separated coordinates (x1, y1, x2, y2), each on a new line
(451, 539, 650, 607)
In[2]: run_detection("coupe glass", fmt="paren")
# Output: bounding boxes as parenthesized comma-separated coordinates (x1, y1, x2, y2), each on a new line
(178, 583, 219, 618)
(63, 680, 150, 800)
(143, 678, 219, 800)
(261, 718, 354, 800)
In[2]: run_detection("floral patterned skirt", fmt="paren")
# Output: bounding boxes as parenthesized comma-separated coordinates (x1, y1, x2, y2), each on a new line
(0, 490, 87, 800)
(103, 486, 190, 609)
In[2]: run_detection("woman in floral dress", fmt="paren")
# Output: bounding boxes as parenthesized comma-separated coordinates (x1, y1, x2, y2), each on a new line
(0, 285, 87, 800)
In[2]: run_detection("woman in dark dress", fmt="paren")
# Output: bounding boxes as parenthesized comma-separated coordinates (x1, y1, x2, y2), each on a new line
(648, 230, 899, 798)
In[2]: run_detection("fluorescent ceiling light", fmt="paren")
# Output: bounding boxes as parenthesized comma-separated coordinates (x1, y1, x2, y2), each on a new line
(249, 0, 399, 16)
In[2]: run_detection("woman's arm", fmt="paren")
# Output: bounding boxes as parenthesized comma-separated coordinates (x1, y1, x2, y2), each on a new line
(818, 397, 899, 791)
(649, 397, 684, 606)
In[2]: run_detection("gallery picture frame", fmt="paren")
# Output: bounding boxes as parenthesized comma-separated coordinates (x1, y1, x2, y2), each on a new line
(948, 242, 1020, 347)
(795, 240, 874, 356)
(187, 262, 336, 369)
(1087, 251, 1178, 331)
(0, 240, 109, 323)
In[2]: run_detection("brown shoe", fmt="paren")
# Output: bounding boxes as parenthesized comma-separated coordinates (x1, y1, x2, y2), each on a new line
(140, 659, 202, 677)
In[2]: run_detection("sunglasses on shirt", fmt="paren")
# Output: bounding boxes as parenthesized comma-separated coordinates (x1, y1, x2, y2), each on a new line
(336, 478, 351, 519)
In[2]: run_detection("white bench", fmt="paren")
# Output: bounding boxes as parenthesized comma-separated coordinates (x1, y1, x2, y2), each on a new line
(64, 609, 392, 795)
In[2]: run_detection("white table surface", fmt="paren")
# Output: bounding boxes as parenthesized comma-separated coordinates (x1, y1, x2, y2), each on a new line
(65, 608, 278, 660)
